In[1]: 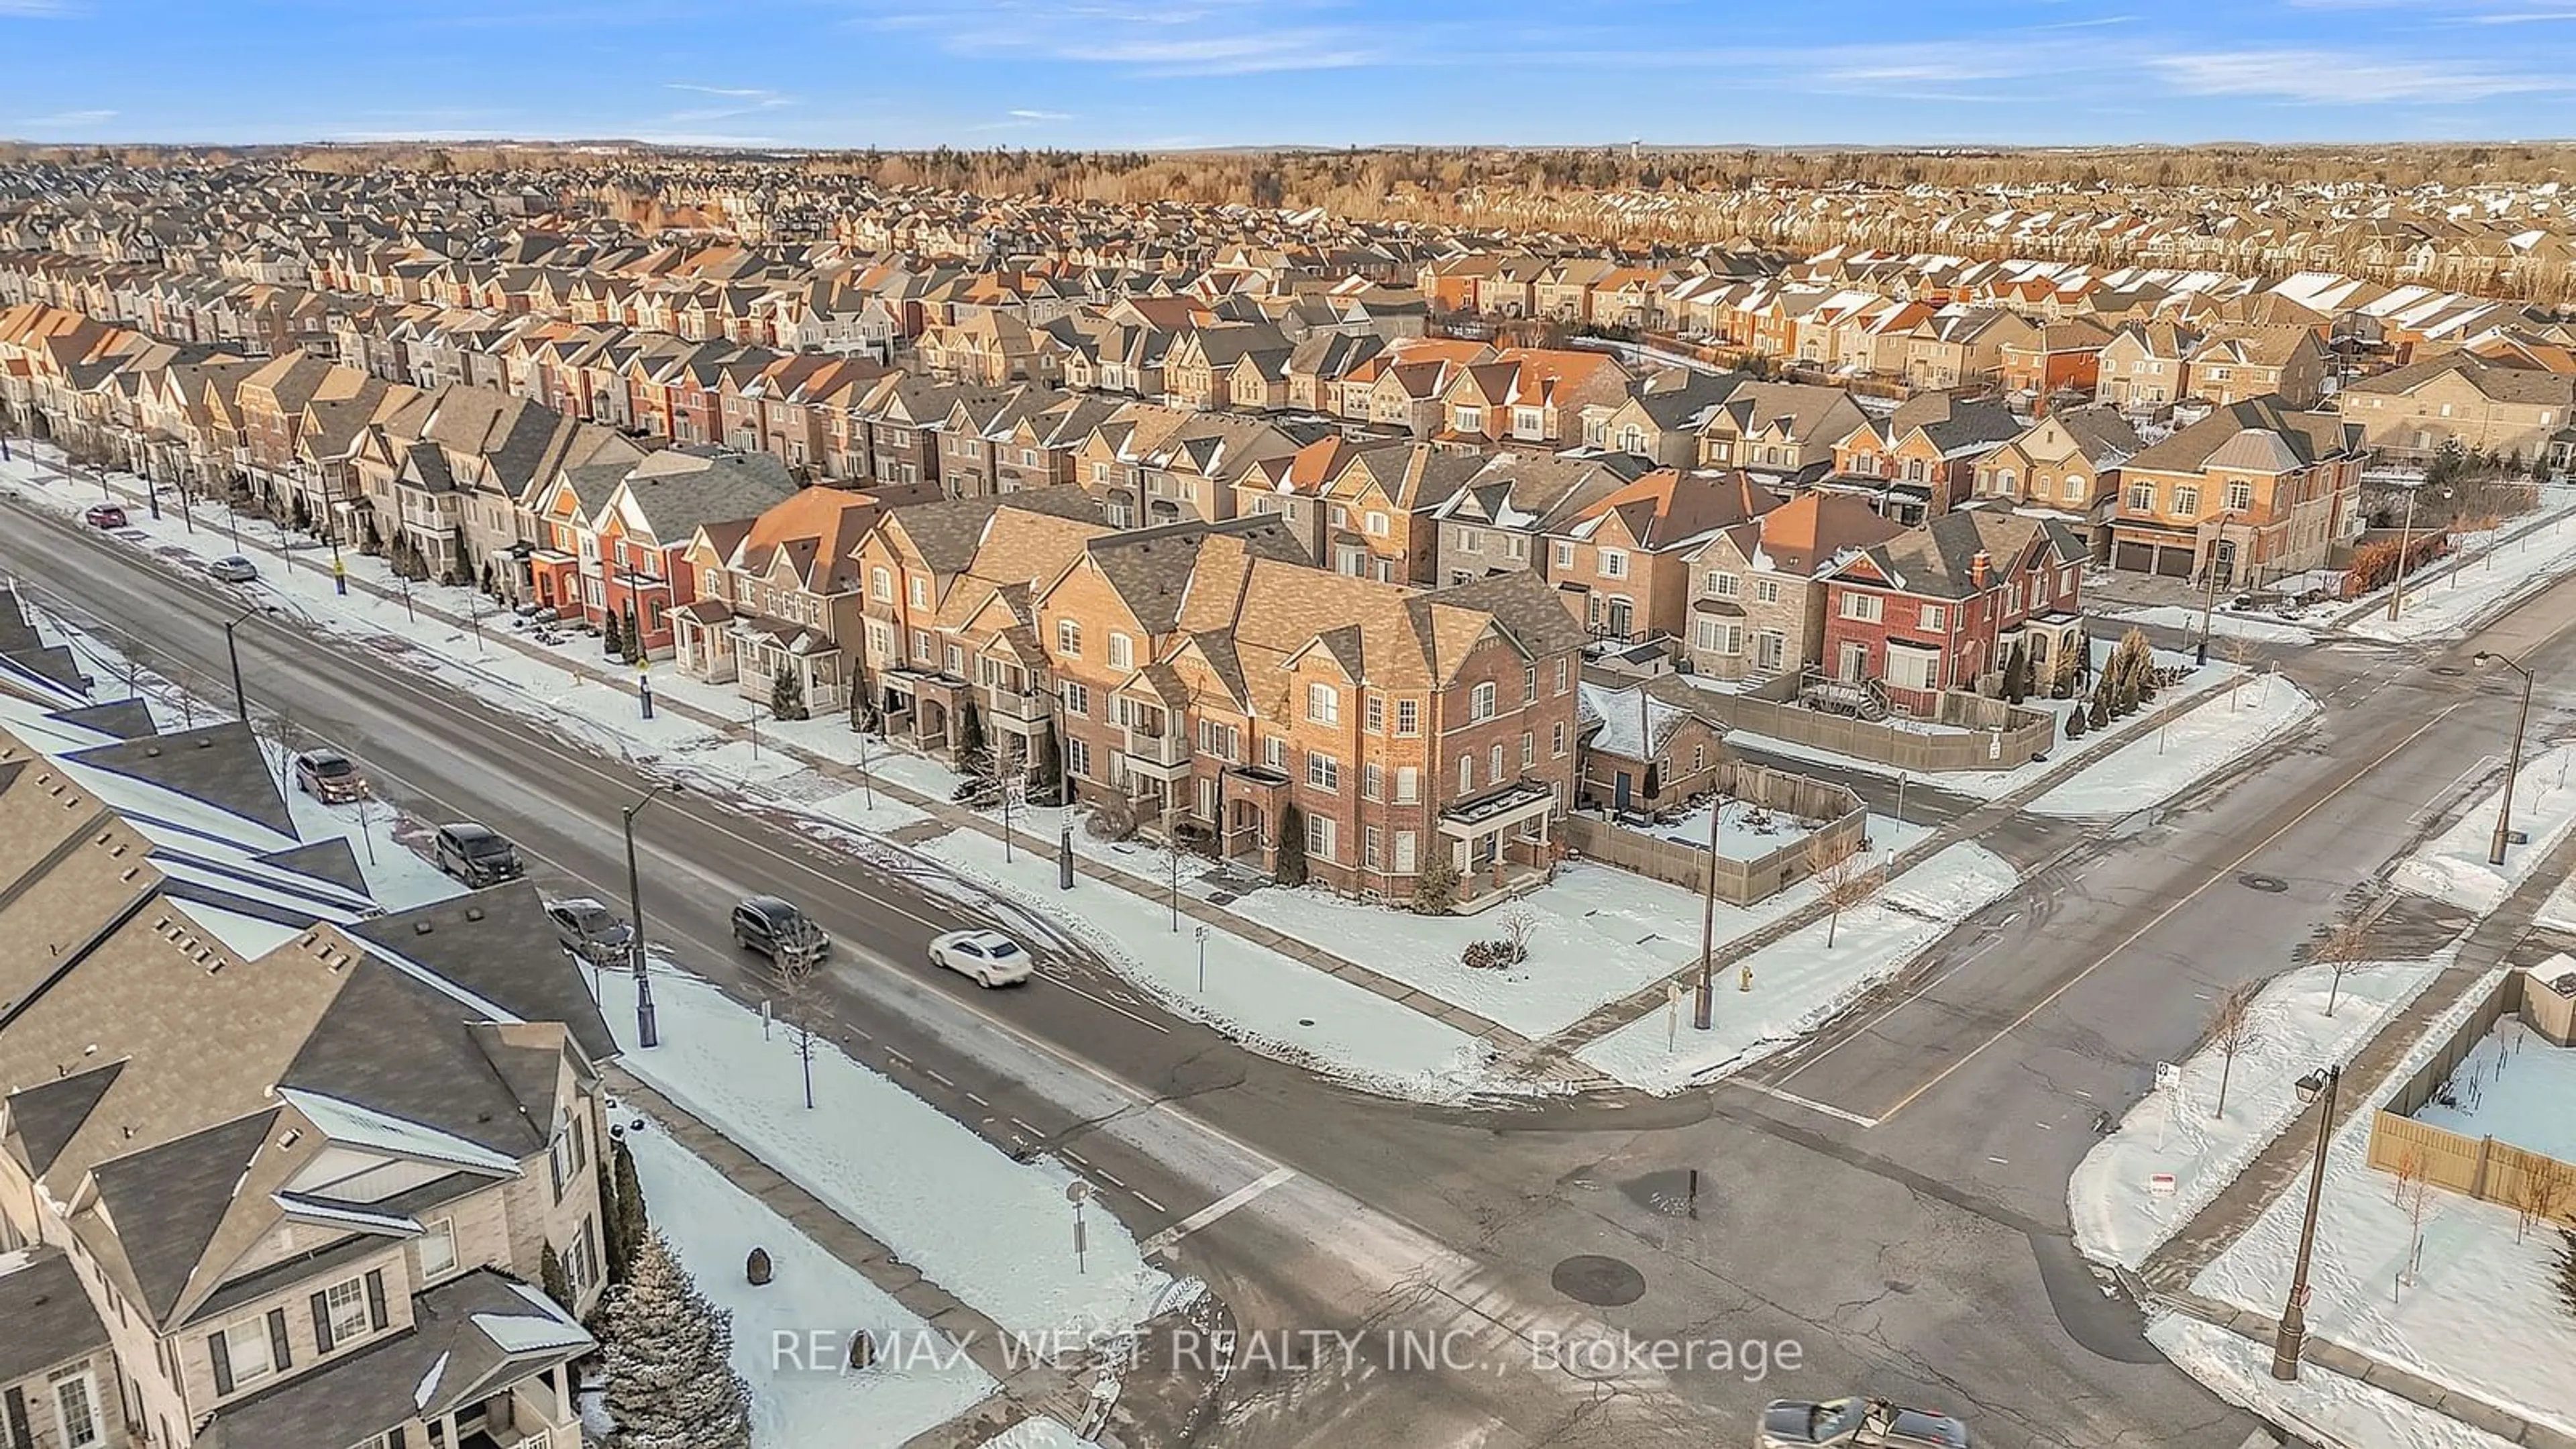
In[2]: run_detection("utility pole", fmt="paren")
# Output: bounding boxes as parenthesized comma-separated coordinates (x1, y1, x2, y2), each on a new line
(2273, 1064, 2341, 1381)
(2387, 481, 2419, 623)
(2475, 652, 2535, 867)
(622, 783, 685, 1050)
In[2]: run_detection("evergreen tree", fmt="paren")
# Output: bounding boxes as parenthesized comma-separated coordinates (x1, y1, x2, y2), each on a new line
(611, 1136, 649, 1281)
(602, 1231, 754, 1449)
(2555, 1230, 2576, 1322)
(957, 696, 986, 767)
(539, 1242, 574, 1314)
(593, 1155, 624, 1286)
(1275, 804, 1309, 886)
(770, 664, 806, 722)
(2065, 702, 2090, 739)
(2087, 685, 2110, 731)
(602, 609, 625, 659)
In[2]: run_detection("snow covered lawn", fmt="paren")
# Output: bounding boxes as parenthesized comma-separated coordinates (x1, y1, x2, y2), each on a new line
(2390, 744, 2576, 914)
(1215, 821, 1925, 1041)
(2108, 604, 2318, 645)
(1640, 796, 1825, 857)
(2412, 1020, 2576, 1162)
(1572, 842, 2019, 1093)
(2147, 1316, 2516, 1449)
(974, 1418, 1089, 1449)
(619, 1118, 1000, 1448)
(2028, 674, 2320, 818)
(913, 828, 1496, 1101)
(2067, 959, 2443, 1269)
(2345, 511, 2576, 643)
(596, 966, 1172, 1340)
(2189, 969, 2576, 1442)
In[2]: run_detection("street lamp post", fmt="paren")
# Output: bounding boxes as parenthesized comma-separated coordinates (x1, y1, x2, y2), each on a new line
(621, 782, 686, 1050)
(2387, 481, 2421, 622)
(1693, 792, 1721, 1030)
(2195, 513, 2236, 666)
(2272, 1063, 2342, 1381)
(220, 606, 254, 721)
(2474, 651, 2536, 867)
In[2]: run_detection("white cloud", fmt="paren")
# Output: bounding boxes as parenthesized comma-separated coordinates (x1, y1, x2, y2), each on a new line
(2150, 48, 2565, 103)
(16, 108, 114, 128)
(662, 83, 792, 123)
(865, 0, 1387, 75)
(1008, 108, 1073, 120)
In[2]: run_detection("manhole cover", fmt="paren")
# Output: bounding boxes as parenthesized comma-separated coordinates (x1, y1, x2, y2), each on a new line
(2240, 873, 2290, 894)
(1551, 1254, 1646, 1307)
(1297, 1018, 1316, 1027)
(2430, 664, 2467, 678)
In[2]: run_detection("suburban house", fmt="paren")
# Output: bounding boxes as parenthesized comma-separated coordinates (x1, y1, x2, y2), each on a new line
(2110, 394, 2366, 583)
(1997, 318, 2112, 407)
(1824, 391, 2021, 524)
(1682, 492, 1905, 685)
(1697, 381, 1873, 481)
(1903, 308, 2036, 390)
(1428, 453, 1633, 585)
(1540, 468, 1782, 647)
(2338, 351, 2576, 466)
(2094, 321, 2202, 411)
(527, 445, 798, 651)
(2187, 325, 2332, 409)
(1583, 368, 1747, 467)
(1972, 405, 2145, 559)
(0, 696, 615, 1449)
(671, 480, 943, 716)
(1816, 510, 2088, 716)
(1574, 677, 1728, 817)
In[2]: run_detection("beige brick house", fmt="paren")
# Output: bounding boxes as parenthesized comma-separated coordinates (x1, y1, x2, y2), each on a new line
(2340, 351, 2576, 466)
(1682, 492, 1904, 684)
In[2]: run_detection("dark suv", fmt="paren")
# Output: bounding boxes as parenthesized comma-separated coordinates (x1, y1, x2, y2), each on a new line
(434, 822, 525, 885)
(731, 895, 830, 967)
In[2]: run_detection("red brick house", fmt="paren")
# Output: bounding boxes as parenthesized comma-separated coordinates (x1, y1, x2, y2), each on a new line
(1817, 508, 2088, 716)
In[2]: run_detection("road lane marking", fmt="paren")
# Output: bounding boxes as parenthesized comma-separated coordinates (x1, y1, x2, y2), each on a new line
(924, 1069, 954, 1088)
(1042, 972, 1170, 1033)
(965, 1091, 989, 1108)
(1131, 1189, 1168, 1213)
(1873, 700, 2468, 1126)
(1732, 1079, 1880, 1128)
(1010, 1117, 1041, 1136)
(1142, 1166, 1298, 1252)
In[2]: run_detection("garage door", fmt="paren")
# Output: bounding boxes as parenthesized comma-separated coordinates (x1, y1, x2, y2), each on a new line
(2114, 540, 2160, 574)
(2155, 543, 2194, 578)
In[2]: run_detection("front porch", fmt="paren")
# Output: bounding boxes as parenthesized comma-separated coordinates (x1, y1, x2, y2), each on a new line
(1440, 780, 1558, 912)
(874, 667, 970, 757)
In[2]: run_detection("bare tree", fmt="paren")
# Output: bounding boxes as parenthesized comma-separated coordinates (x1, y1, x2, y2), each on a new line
(1498, 906, 1540, 966)
(2313, 920, 2372, 1018)
(2396, 1148, 2435, 1287)
(773, 949, 824, 1111)
(2225, 633, 2257, 710)
(2508, 1157, 2576, 1244)
(1808, 834, 1882, 949)
(2207, 981, 2263, 1119)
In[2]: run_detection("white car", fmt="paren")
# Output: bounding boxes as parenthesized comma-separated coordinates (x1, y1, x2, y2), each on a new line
(929, 928, 1034, 987)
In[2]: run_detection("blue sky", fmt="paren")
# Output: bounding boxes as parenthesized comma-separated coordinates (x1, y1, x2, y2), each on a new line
(3, 0, 2574, 148)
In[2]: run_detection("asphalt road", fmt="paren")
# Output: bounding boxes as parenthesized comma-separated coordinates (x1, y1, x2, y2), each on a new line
(27, 475, 2557, 1446)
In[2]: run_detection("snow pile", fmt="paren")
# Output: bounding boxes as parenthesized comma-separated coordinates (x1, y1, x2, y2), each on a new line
(2390, 744, 2576, 914)
(597, 967, 1172, 1340)
(2068, 959, 2443, 1269)
(620, 1122, 998, 1448)
(2189, 969, 2576, 1443)
(1574, 842, 2020, 1093)
(914, 827, 1497, 1102)
(2345, 513, 2576, 644)
(2106, 604, 2317, 645)
(974, 1418, 1090, 1449)
(2029, 674, 2320, 817)
(2148, 1316, 2516, 1449)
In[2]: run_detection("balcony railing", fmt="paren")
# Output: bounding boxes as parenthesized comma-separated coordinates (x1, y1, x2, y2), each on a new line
(1123, 724, 1191, 767)
(982, 683, 1050, 722)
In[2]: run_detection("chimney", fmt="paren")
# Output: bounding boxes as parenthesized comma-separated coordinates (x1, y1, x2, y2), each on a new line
(1970, 551, 1991, 591)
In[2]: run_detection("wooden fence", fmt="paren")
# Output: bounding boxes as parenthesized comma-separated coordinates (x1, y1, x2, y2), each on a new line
(2365, 971, 2576, 1228)
(1562, 761, 1868, 905)
(1679, 680, 2061, 774)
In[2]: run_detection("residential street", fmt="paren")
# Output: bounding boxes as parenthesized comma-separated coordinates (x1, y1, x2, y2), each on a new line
(16, 490, 2573, 1448)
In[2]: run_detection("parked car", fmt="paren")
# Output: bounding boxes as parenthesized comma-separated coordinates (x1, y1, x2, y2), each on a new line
(291, 749, 367, 803)
(209, 555, 260, 584)
(731, 895, 830, 967)
(545, 896, 633, 963)
(83, 504, 127, 529)
(928, 928, 1034, 987)
(1758, 1397, 1969, 1448)
(433, 822, 524, 885)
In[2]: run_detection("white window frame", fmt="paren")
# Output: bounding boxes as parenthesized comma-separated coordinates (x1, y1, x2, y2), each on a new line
(1305, 812, 1336, 862)
(1470, 682, 1497, 721)
(1395, 765, 1420, 804)
(419, 1218, 459, 1280)
(1552, 539, 1576, 570)
(1919, 604, 1945, 632)
(1840, 592, 1882, 623)
(1599, 547, 1629, 580)
(326, 1277, 371, 1342)
(1305, 681, 1340, 724)
(1307, 753, 1341, 792)
(1395, 698, 1421, 737)
(1108, 633, 1134, 670)
(1057, 619, 1081, 657)
(49, 1366, 101, 1449)
(222, 1318, 276, 1387)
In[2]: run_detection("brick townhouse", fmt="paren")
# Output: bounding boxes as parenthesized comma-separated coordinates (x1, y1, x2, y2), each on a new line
(1817, 508, 2089, 716)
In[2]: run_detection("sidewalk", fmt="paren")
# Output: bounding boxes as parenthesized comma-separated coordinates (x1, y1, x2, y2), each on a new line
(2127, 822, 2576, 1449)
(605, 1067, 1104, 1437)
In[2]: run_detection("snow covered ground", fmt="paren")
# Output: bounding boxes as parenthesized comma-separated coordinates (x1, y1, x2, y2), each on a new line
(973, 1418, 1089, 1449)
(2344, 511, 2576, 643)
(2108, 604, 2318, 645)
(2189, 968, 2576, 1442)
(2390, 743, 2576, 914)
(1573, 842, 2020, 1093)
(1638, 796, 1825, 857)
(2029, 674, 2320, 818)
(1727, 641, 2238, 803)
(2148, 1315, 2517, 1449)
(619, 1117, 1000, 1448)
(2068, 959, 2444, 1269)
(2412, 1020, 2576, 1162)
(596, 965, 1173, 1340)
(914, 826, 1497, 1102)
